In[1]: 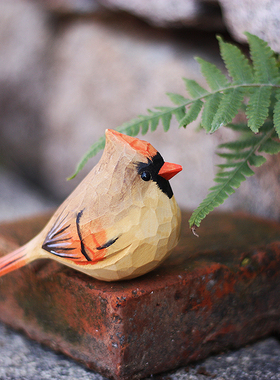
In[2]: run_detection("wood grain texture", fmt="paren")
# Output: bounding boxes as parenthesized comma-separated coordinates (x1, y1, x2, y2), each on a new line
(0, 130, 181, 281)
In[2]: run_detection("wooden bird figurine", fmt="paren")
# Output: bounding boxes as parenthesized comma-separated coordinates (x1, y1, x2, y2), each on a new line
(0, 130, 182, 281)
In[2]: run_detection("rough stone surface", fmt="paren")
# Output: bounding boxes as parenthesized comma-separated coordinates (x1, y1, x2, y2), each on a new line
(38, 0, 224, 29)
(37, 0, 280, 53)
(1, 322, 280, 380)
(0, 168, 55, 223)
(99, 0, 204, 27)
(0, 211, 280, 379)
(219, 0, 280, 52)
(0, 1, 50, 183)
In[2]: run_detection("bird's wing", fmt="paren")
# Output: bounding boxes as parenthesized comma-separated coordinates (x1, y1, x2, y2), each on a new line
(42, 209, 118, 264)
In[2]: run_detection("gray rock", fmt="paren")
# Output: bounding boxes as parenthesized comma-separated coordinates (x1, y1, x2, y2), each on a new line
(0, 322, 105, 380)
(35, 0, 280, 52)
(0, 321, 280, 379)
(37, 0, 225, 29)
(0, 0, 50, 183)
(0, 167, 55, 222)
(100, 0, 201, 27)
(219, 0, 280, 53)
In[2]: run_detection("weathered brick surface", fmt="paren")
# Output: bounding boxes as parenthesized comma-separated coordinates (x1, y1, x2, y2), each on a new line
(0, 211, 280, 380)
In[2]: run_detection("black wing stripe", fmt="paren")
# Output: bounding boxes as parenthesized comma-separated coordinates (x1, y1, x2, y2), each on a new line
(96, 236, 119, 250)
(76, 210, 92, 262)
(51, 224, 71, 239)
(47, 208, 69, 238)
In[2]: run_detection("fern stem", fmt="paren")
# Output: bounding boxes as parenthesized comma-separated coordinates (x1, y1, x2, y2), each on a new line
(141, 83, 280, 130)
(124, 83, 280, 134)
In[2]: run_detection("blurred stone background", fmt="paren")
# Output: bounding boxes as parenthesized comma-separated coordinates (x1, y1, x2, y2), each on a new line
(0, 0, 280, 223)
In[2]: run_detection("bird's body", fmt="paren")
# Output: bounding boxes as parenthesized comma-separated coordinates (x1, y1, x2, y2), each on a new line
(0, 130, 182, 281)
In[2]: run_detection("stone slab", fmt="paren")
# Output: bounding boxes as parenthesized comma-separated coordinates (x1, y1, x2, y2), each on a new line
(0, 211, 280, 380)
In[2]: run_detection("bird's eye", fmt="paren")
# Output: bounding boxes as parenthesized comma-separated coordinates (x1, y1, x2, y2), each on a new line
(141, 171, 151, 181)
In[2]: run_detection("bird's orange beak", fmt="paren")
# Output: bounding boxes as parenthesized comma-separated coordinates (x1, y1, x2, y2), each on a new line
(158, 162, 182, 181)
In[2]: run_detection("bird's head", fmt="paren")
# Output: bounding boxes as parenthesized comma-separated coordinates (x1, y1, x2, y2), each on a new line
(104, 129, 182, 199)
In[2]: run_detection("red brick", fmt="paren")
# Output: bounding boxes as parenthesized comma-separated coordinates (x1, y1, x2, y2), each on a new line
(0, 211, 280, 379)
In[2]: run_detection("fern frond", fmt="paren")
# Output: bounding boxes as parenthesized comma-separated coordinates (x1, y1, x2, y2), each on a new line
(248, 153, 266, 167)
(68, 136, 106, 180)
(224, 123, 249, 132)
(201, 93, 222, 132)
(218, 134, 263, 150)
(217, 36, 254, 84)
(245, 32, 279, 83)
(273, 89, 280, 138)
(210, 88, 245, 132)
(183, 78, 208, 98)
(259, 138, 280, 154)
(155, 107, 173, 132)
(246, 86, 271, 132)
(195, 57, 228, 90)
(179, 100, 203, 128)
(189, 124, 277, 228)
(166, 93, 188, 105)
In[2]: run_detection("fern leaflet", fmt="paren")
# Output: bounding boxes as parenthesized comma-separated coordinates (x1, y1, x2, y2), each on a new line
(217, 36, 254, 84)
(189, 123, 278, 229)
(273, 89, 280, 138)
(246, 86, 272, 132)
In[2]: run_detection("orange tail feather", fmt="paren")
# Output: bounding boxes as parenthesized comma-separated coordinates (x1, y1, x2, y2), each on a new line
(0, 246, 29, 277)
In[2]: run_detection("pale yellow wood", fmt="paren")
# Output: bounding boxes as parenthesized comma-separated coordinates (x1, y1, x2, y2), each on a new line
(0, 130, 182, 281)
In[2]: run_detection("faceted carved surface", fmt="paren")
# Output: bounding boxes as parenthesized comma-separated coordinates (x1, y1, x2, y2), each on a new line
(0, 130, 181, 281)
(0, 211, 280, 379)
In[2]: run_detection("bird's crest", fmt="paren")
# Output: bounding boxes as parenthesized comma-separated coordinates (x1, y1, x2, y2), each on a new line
(106, 129, 157, 158)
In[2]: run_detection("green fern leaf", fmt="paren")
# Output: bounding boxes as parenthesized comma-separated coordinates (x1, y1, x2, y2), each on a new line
(224, 123, 249, 132)
(153, 106, 175, 132)
(179, 100, 203, 128)
(161, 112, 172, 132)
(173, 106, 186, 122)
(273, 89, 280, 138)
(154, 106, 174, 112)
(147, 112, 160, 131)
(183, 78, 208, 98)
(246, 86, 271, 132)
(141, 120, 149, 135)
(68, 136, 105, 180)
(217, 162, 243, 169)
(259, 139, 280, 154)
(218, 135, 262, 150)
(196, 57, 228, 90)
(124, 122, 140, 136)
(189, 125, 276, 228)
(201, 93, 222, 132)
(166, 93, 188, 105)
(248, 153, 266, 166)
(245, 32, 279, 83)
(189, 157, 255, 228)
(217, 36, 254, 84)
(211, 88, 245, 132)
(218, 150, 255, 160)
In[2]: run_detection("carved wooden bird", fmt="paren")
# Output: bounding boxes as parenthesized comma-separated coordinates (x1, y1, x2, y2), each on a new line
(0, 129, 182, 281)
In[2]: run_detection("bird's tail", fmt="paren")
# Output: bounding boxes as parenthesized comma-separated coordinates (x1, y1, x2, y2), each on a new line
(0, 234, 44, 277)
(0, 245, 30, 277)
